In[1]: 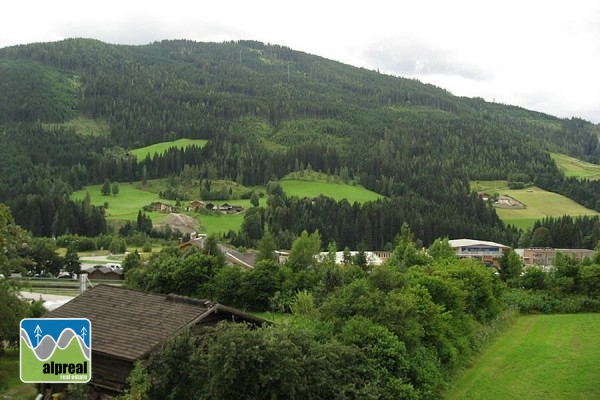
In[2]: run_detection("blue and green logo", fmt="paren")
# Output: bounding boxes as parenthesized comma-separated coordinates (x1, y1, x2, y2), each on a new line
(20, 318, 91, 383)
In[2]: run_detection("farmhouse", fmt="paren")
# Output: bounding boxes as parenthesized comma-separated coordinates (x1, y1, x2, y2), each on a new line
(45, 284, 266, 394)
(493, 195, 525, 209)
(479, 192, 491, 201)
(448, 238, 510, 267)
(516, 247, 595, 266)
(150, 201, 174, 213)
(218, 203, 244, 214)
(186, 200, 205, 211)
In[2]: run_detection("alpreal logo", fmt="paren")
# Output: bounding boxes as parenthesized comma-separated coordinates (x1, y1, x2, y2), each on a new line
(20, 318, 91, 383)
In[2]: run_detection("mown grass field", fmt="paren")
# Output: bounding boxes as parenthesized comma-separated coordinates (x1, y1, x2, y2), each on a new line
(471, 181, 599, 230)
(280, 171, 382, 203)
(550, 153, 600, 180)
(130, 138, 208, 159)
(72, 183, 169, 223)
(71, 171, 382, 234)
(445, 314, 600, 400)
(71, 182, 253, 235)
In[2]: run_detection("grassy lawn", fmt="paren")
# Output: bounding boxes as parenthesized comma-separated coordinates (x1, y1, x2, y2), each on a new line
(494, 187, 598, 230)
(130, 138, 208, 159)
(72, 183, 168, 222)
(471, 181, 599, 230)
(196, 210, 246, 234)
(445, 314, 600, 400)
(0, 349, 38, 399)
(551, 153, 600, 180)
(72, 183, 253, 234)
(281, 171, 382, 203)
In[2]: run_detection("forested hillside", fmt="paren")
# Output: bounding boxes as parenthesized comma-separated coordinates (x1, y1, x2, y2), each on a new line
(1, 38, 599, 247)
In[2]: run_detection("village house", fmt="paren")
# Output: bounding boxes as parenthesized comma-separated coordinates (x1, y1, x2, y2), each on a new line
(150, 201, 174, 213)
(515, 247, 595, 267)
(81, 265, 124, 281)
(316, 251, 388, 266)
(44, 285, 266, 395)
(186, 200, 205, 211)
(479, 192, 491, 202)
(217, 203, 244, 214)
(448, 238, 510, 267)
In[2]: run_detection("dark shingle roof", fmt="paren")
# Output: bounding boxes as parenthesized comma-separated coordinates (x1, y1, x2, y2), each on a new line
(217, 244, 256, 269)
(181, 237, 256, 268)
(45, 285, 263, 361)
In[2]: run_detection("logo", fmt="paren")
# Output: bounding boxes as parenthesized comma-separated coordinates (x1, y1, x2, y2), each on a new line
(20, 318, 91, 383)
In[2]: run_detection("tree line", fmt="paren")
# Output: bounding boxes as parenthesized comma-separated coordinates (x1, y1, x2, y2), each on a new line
(117, 225, 600, 399)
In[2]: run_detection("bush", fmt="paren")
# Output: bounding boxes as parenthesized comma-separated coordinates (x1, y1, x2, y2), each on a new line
(56, 235, 97, 251)
(504, 289, 600, 314)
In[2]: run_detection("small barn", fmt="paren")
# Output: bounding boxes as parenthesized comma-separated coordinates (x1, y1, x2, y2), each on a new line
(186, 200, 205, 211)
(150, 201, 174, 213)
(45, 284, 266, 394)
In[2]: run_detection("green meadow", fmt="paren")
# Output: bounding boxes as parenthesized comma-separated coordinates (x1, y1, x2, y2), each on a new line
(71, 171, 383, 235)
(130, 138, 208, 159)
(71, 182, 253, 235)
(280, 171, 382, 203)
(550, 152, 600, 180)
(471, 181, 599, 230)
(446, 314, 600, 400)
(72, 183, 169, 223)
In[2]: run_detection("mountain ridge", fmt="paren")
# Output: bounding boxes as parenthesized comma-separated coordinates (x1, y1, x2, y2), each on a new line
(1, 38, 600, 247)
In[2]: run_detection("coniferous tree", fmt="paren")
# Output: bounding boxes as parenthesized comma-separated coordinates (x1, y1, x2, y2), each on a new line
(63, 245, 81, 276)
(111, 181, 120, 197)
(101, 179, 111, 196)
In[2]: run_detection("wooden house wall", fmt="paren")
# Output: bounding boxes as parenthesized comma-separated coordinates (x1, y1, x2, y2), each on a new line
(91, 353, 134, 393)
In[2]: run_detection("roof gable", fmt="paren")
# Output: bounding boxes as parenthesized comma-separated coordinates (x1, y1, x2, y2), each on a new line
(448, 238, 509, 249)
(45, 285, 263, 361)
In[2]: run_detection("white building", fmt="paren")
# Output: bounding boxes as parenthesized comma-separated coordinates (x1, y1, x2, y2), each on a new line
(448, 239, 509, 267)
(316, 251, 385, 266)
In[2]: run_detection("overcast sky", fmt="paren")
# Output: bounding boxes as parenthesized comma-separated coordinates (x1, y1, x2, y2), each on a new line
(2, 1, 599, 123)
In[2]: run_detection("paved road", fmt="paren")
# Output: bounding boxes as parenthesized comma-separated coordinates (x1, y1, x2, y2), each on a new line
(20, 291, 75, 311)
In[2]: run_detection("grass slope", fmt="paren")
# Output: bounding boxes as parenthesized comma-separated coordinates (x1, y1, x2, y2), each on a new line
(471, 181, 599, 230)
(281, 171, 382, 203)
(72, 183, 169, 223)
(551, 153, 600, 180)
(446, 314, 600, 400)
(71, 181, 253, 235)
(130, 138, 208, 159)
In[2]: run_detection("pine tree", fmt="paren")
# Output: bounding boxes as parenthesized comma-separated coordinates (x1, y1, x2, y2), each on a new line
(101, 179, 111, 196)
